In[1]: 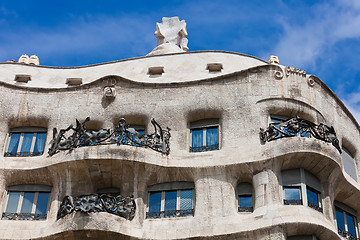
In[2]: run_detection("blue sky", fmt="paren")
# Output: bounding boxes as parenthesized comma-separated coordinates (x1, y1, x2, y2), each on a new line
(0, 0, 359, 122)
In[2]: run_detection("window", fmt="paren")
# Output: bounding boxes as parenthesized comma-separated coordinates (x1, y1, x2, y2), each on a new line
(281, 169, 322, 212)
(190, 119, 219, 152)
(4, 127, 47, 157)
(237, 182, 253, 212)
(146, 182, 194, 219)
(2, 185, 51, 220)
(342, 146, 357, 181)
(335, 203, 359, 240)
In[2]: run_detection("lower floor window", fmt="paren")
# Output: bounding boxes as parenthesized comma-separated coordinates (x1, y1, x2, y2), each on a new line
(147, 188, 194, 219)
(238, 194, 253, 212)
(2, 185, 51, 220)
(284, 186, 302, 205)
(336, 206, 359, 240)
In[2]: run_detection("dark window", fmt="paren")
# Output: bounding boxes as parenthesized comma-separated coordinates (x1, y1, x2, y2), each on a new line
(284, 186, 302, 205)
(190, 119, 219, 152)
(146, 184, 194, 219)
(237, 182, 253, 212)
(281, 169, 322, 212)
(336, 206, 359, 240)
(5, 127, 47, 157)
(2, 185, 51, 220)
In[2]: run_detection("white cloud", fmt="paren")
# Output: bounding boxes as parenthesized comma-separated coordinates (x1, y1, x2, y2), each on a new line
(272, 0, 360, 68)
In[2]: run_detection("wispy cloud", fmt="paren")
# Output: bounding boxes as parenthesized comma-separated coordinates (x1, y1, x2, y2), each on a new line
(272, 0, 360, 68)
(0, 14, 156, 66)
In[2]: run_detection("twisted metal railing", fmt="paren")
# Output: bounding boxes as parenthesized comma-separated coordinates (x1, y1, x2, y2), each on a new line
(57, 193, 136, 220)
(146, 209, 194, 219)
(190, 144, 219, 152)
(260, 117, 341, 153)
(338, 229, 360, 240)
(2, 212, 47, 220)
(48, 117, 170, 156)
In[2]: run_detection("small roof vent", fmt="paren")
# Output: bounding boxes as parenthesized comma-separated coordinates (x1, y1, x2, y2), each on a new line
(66, 78, 83, 86)
(207, 63, 223, 72)
(148, 66, 164, 77)
(15, 74, 31, 83)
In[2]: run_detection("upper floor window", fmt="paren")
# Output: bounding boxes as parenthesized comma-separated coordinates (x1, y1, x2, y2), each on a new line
(281, 168, 322, 212)
(237, 182, 253, 212)
(335, 202, 359, 240)
(4, 127, 47, 157)
(2, 185, 51, 220)
(146, 182, 194, 219)
(342, 146, 357, 181)
(190, 119, 219, 152)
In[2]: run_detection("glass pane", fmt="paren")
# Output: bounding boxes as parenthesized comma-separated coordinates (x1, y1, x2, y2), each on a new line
(180, 190, 193, 210)
(33, 133, 47, 156)
(284, 187, 301, 200)
(164, 191, 177, 211)
(239, 195, 252, 208)
(206, 126, 218, 147)
(148, 192, 162, 213)
(336, 209, 345, 232)
(346, 213, 357, 238)
(7, 133, 21, 154)
(20, 192, 35, 214)
(20, 133, 34, 156)
(35, 192, 50, 216)
(6, 192, 21, 213)
(306, 188, 319, 207)
(191, 129, 203, 149)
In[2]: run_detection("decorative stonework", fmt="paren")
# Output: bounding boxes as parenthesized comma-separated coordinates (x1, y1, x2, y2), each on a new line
(103, 86, 116, 98)
(48, 117, 171, 156)
(155, 17, 188, 51)
(147, 17, 188, 56)
(57, 194, 135, 220)
(268, 55, 279, 64)
(260, 117, 341, 153)
(285, 66, 306, 77)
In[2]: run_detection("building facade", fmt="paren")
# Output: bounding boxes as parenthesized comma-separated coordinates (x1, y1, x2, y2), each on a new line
(0, 17, 359, 240)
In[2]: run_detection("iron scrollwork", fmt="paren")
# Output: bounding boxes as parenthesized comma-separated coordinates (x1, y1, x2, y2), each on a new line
(259, 117, 341, 153)
(57, 193, 136, 220)
(48, 117, 171, 156)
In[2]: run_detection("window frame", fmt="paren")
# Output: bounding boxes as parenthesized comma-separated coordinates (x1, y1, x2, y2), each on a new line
(1, 185, 52, 221)
(335, 203, 360, 240)
(236, 182, 254, 213)
(189, 119, 220, 152)
(4, 127, 47, 157)
(281, 168, 323, 212)
(146, 182, 195, 219)
(341, 146, 358, 182)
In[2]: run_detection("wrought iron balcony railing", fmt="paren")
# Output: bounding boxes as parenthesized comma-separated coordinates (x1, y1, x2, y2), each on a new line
(2, 212, 47, 220)
(190, 144, 219, 152)
(308, 202, 323, 213)
(338, 229, 360, 240)
(4, 152, 43, 157)
(146, 209, 194, 219)
(238, 207, 253, 212)
(284, 199, 302, 205)
(260, 117, 341, 153)
(48, 117, 171, 156)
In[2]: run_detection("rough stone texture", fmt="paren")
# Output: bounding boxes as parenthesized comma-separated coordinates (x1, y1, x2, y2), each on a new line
(0, 46, 359, 239)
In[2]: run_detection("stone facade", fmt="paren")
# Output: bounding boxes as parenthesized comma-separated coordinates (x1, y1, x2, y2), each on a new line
(0, 17, 359, 240)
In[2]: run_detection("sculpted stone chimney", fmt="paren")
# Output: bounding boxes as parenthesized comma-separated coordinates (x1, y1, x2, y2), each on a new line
(147, 17, 189, 56)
